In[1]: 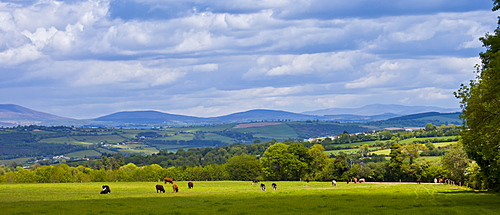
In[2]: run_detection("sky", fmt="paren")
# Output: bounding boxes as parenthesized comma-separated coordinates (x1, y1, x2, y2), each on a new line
(0, 0, 498, 119)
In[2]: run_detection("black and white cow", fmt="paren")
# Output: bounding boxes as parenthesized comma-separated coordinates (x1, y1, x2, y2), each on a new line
(100, 185, 111, 194)
(271, 183, 277, 190)
(260, 183, 266, 191)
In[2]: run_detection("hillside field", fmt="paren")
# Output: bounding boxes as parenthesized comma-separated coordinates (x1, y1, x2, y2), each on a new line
(0, 181, 497, 214)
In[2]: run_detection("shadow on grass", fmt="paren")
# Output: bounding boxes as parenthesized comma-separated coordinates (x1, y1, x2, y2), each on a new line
(437, 190, 497, 195)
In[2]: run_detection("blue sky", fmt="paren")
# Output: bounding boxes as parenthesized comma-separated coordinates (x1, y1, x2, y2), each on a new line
(0, 0, 497, 119)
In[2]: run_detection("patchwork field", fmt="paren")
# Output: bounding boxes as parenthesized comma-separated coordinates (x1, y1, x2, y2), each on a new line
(0, 181, 497, 214)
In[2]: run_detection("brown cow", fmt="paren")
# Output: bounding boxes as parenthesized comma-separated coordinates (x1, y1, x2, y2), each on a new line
(353, 178, 358, 183)
(156, 185, 165, 193)
(305, 178, 310, 183)
(417, 178, 422, 184)
(172, 184, 179, 192)
(164, 178, 174, 184)
(188, 182, 194, 189)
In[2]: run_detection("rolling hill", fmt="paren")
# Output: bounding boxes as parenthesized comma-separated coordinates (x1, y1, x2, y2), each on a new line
(0, 104, 462, 128)
(303, 104, 460, 116)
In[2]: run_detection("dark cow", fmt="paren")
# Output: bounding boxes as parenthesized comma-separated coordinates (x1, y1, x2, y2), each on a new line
(100, 185, 110, 194)
(251, 179, 260, 184)
(260, 183, 266, 191)
(417, 178, 422, 184)
(272, 183, 277, 190)
(188, 182, 194, 189)
(164, 178, 174, 184)
(305, 178, 310, 183)
(156, 184, 165, 193)
(172, 184, 179, 192)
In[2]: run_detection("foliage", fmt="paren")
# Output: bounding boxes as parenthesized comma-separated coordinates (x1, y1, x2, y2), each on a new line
(389, 143, 405, 181)
(224, 154, 261, 180)
(454, 1, 500, 192)
(441, 142, 470, 183)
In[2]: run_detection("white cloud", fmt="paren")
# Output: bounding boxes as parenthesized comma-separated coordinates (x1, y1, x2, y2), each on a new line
(0, 0, 495, 118)
(345, 71, 399, 89)
(412, 87, 453, 100)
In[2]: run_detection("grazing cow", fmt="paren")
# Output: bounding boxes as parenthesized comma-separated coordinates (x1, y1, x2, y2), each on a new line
(272, 183, 277, 190)
(156, 185, 165, 193)
(353, 178, 358, 183)
(434, 178, 438, 184)
(100, 185, 111, 194)
(358, 178, 365, 183)
(251, 179, 260, 184)
(305, 178, 310, 183)
(188, 182, 194, 189)
(164, 178, 174, 184)
(438, 178, 443, 184)
(172, 184, 179, 192)
(417, 178, 422, 184)
(260, 183, 266, 191)
(332, 180, 337, 186)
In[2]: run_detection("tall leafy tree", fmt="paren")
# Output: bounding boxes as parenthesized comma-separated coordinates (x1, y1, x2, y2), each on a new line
(260, 142, 307, 181)
(307, 144, 330, 180)
(441, 143, 470, 183)
(224, 154, 261, 180)
(333, 154, 349, 178)
(455, 1, 500, 191)
(389, 143, 405, 181)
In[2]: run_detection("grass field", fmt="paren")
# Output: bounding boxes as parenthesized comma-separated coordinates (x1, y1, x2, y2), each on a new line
(0, 181, 498, 214)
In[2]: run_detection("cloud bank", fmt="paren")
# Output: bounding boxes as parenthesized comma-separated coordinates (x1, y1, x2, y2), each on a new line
(0, 0, 496, 118)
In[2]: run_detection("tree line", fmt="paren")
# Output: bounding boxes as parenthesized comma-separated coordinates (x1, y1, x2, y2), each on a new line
(0, 131, 475, 188)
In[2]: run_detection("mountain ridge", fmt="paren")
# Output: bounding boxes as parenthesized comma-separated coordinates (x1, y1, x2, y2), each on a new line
(302, 104, 460, 116)
(0, 104, 461, 127)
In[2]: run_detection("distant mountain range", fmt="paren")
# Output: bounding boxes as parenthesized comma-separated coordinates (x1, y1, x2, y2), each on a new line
(0, 104, 461, 127)
(302, 104, 460, 116)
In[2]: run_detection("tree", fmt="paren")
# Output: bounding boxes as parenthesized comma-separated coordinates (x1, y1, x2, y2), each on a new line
(260, 142, 307, 181)
(224, 154, 261, 180)
(332, 154, 349, 178)
(389, 143, 405, 181)
(441, 143, 470, 184)
(307, 144, 330, 180)
(455, 1, 500, 191)
(402, 143, 427, 165)
(425, 123, 437, 131)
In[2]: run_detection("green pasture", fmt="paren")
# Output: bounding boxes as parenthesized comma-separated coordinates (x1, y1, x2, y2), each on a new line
(326, 148, 360, 155)
(0, 157, 34, 165)
(40, 135, 128, 145)
(203, 133, 235, 143)
(0, 181, 497, 214)
(109, 144, 159, 155)
(399, 136, 457, 144)
(434, 142, 456, 147)
(236, 124, 298, 140)
(71, 135, 127, 144)
(419, 156, 442, 162)
(66, 150, 102, 158)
